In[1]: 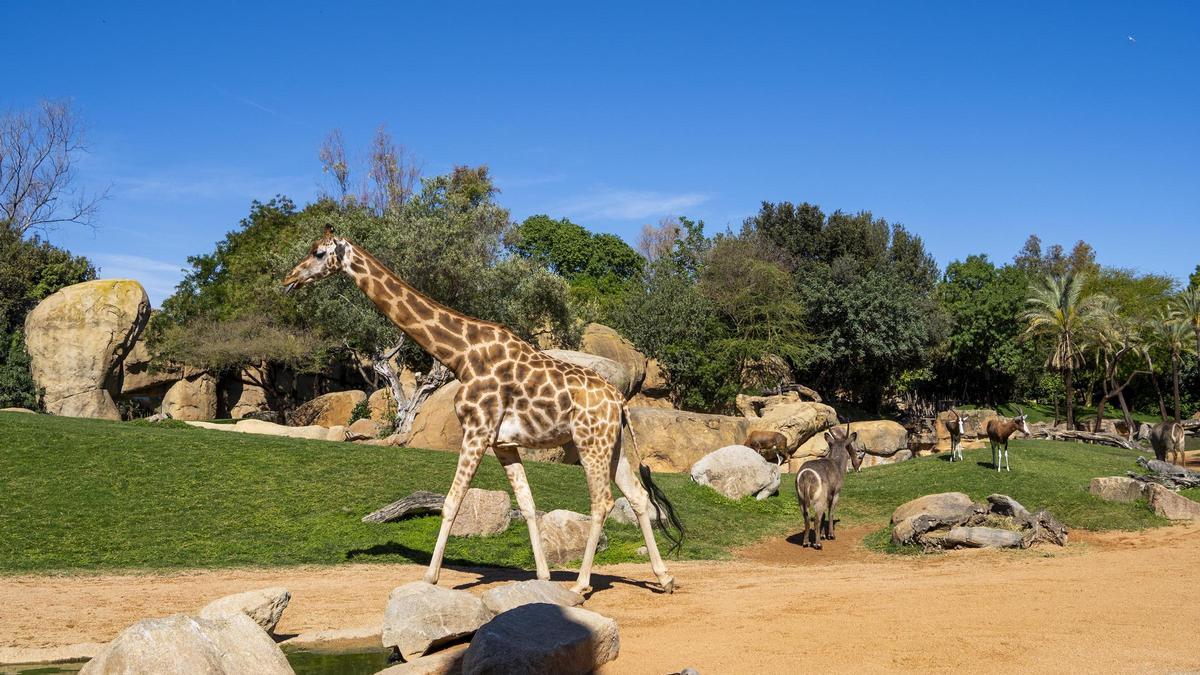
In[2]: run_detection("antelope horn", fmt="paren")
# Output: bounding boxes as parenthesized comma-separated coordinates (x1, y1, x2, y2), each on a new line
(1016, 405, 1025, 418)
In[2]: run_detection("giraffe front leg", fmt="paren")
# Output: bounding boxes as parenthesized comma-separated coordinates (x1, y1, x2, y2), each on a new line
(571, 453, 613, 596)
(423, 436, 487, 585)
(493, 445, 550, 581)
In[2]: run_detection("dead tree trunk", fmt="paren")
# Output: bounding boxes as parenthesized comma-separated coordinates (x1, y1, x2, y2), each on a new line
(387, 361, 452, 445)
(361, 491, 445, 523)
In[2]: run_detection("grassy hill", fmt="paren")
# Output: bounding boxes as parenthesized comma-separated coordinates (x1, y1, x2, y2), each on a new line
(0, 411, 1184, 574)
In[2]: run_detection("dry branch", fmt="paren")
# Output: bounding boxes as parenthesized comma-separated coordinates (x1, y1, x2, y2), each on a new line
(361, 490, 445, 523)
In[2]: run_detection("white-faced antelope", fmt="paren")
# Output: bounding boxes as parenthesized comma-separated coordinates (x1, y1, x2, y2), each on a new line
(985, 406, 1031, 472)
(744, 430, 789, 466)
(945, 409, 966, 462)
(795, 421, 863, 549)
(1149, 420, 1186, 465)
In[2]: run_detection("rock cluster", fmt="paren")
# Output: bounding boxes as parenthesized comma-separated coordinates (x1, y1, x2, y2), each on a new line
(891, 492, 1068, 550)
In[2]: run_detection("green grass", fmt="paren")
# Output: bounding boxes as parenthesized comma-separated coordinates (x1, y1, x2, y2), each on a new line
(0, 411, 1175, 573)
(961, 401, 1160, 425)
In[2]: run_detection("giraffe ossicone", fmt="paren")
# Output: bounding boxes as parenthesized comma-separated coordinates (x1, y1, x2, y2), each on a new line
(283, 224, 683, 594)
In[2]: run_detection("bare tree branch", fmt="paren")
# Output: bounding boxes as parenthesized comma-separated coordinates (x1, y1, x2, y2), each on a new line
(0, 100, 106, 236)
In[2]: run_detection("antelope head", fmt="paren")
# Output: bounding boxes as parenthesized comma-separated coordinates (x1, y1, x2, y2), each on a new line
(1014, 405, 1032, 436)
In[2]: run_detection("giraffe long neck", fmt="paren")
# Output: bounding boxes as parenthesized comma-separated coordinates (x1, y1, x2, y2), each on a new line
(340, 243, 474, 377)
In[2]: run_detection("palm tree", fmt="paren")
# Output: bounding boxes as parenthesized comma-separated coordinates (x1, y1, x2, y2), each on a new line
(1172, 287, 1200, 363)
(1083, 295, 1140, 435)
(1022, 272, 1102, 429)
(1156, 310, 1196, 422)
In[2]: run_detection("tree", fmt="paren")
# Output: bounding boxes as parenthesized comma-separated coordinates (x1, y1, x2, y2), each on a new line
(1189, 264, 1199, 291)
(509, 214, 643, 281)
(1172, 287, 1200, 363)
(1, 100, 105, 236)
(1082, 295, 1142, 435)
(1022, 272, 1103, 428)
(934, 255, 1030, 403)
(1155, 311, 1195, 422)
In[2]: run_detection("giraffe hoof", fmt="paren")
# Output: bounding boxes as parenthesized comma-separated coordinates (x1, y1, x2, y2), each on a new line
(658, 575, 675, 594)
(422, 572, 439, 585)
(569, 584, 592, 596)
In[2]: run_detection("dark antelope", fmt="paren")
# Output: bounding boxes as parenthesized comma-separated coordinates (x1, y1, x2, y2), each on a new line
(1149, 420, 1186, 465)
(795, 421, 863, 549)
(743, 430, 789, 465)
(985, 406, 1031, 472)
(945, 409, 966, 462)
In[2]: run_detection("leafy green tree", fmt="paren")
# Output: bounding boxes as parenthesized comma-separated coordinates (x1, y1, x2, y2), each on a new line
(1189, 265, 1199, 291)
(934, 255, 1031, 403)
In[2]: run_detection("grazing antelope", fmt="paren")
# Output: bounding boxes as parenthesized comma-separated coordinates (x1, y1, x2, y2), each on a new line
(744, 430, 789, 465)
(1149, 420, 1186, 465)
(796, 421, 863, 549)
(945, 409, 966, 462)
(985, 406, 1031, 472)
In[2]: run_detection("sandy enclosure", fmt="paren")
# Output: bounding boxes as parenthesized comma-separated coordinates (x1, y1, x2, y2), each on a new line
(2, 525, 1199, 673)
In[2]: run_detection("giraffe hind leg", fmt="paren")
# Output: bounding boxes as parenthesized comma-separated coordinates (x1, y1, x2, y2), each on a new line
(612, 449, 674, 592)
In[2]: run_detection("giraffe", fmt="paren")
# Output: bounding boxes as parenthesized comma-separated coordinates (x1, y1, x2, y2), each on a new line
(282, 225, 682, 594)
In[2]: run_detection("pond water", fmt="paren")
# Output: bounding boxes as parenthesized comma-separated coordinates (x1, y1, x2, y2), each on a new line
(2, 647, 394, 675)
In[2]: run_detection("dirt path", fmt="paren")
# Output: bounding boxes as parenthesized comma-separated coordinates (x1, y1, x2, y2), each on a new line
(3, 525, 1199, 673)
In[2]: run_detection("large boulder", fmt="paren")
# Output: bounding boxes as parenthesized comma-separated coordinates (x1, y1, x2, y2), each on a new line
(462, 603, 620, 675)
(537, 510, 607, 566)
(579, 323, 647, 394)
(1089, 476, 1147, 504)
(221, 367, 273, 420)
(641, 358, 670, 397)
(408, 381, 464, 451)
(450, 488, 512, 537)
(737, 393, 838, 452)
(790, 420, 909, 471)
(198, 587, 291, 634)
(161, 372, 218, 421)
(480, 580, 584, 615)
(79, 613, 292, 675)
(543, 349, 633, 398)
(626, 408, 753, 473)
(382, 582, 493, 662)
(120, 339, 181, 395)
(1146, 484, 1200, 520)
(288, 390, 366, 427)
(690, 444, 781, 500)
(24, 279, 150, 420)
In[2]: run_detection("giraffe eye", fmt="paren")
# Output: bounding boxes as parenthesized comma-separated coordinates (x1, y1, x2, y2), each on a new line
(314, 250, 326, 259)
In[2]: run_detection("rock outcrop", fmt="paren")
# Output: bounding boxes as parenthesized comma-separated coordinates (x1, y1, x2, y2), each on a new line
(736, 392, 838, 452)
(119, 339, 181, 395)
(790, 419, 910, 472)
(288, 390, 366, 427)
(79, 613, 292, 675)
(479, 580, 584, 615)
(690, 444, 781, 500)
(198, 587, 291, 634)
(408, 381, 464, 451)
(24, 279, 150, 420)
(462, 603, 620, 675)
(382, 582, 493, 662)
(1146, 484, 1200, 520)
(450, 488, 512, 537)
(1089, 476, 1146, 503)
(626, 408, 753, 473)
(537, 510, 607, 565)
(579, 323, 647, 393)
(161, 372, 218, 421)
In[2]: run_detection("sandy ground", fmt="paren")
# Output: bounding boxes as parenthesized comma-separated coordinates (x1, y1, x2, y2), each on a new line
(3, 523, 1200, 673)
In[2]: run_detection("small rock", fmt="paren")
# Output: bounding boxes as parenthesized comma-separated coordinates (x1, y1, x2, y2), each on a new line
(79, 613, 292, 675)
(1089, 476, 1146, 504)
(198, 586, 291, 634)
(451, 488, 512, 537)
(1147, 484, 1200, 520)
(382, 582, 493, 662)
(636, 546, 648, 557)
(347, 417, 386, 440)
(461, 603, 620, 675)
(480, 580, 584, 615)
(537, 510, 607, 566)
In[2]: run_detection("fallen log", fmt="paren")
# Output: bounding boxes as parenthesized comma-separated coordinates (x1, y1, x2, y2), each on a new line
(1126, 456, 1200, 490)
(362, 490, 445, 523)
(1032, 429, 1136, 449)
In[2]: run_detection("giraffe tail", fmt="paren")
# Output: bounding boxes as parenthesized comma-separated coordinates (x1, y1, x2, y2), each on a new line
(622, 406, 685, 555)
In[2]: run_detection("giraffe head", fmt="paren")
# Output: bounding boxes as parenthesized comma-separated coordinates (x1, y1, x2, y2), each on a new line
(283, 223, 347, 292)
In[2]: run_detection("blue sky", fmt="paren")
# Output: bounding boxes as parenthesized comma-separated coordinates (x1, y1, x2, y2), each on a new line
(3, 1, 1197, 304)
